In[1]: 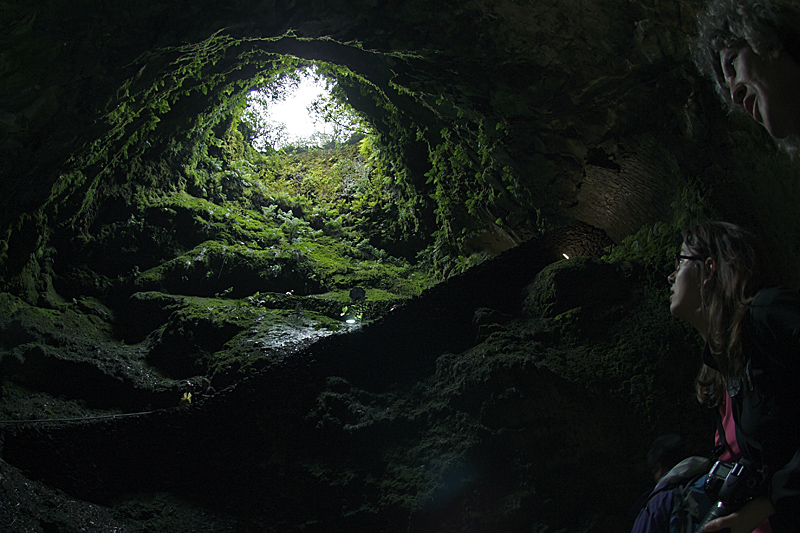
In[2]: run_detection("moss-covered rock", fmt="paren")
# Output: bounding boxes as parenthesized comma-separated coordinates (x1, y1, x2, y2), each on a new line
(522, 257, 700, 426)
(0, 293, 180, 415)
(525, 257, 635, 318)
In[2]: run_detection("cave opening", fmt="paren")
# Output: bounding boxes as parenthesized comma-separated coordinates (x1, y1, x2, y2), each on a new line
(1, 22, 544, 300)
(242, 64, 370, 150)
(0, 36, 450, 417)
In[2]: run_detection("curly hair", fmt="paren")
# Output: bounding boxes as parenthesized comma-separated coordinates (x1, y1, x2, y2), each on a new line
(682, 222, 774, 380)
(693, 0, 800, 152)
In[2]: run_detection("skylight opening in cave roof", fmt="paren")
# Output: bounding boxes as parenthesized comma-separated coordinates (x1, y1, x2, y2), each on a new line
(243, 65, 366, 151)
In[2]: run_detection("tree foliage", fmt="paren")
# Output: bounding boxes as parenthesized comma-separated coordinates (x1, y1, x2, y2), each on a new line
(241, 65, 369, 151)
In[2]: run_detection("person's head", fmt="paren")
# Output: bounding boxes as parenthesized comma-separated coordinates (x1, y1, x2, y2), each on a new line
(647, 434, 687, 482)
(694, 0, 800, 141)
(668, 221, 773, 378)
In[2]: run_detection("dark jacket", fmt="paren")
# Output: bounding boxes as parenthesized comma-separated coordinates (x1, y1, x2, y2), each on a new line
(708, 287, 800, 532)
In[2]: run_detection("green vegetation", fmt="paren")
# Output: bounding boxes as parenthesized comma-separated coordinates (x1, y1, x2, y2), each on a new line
(7, 25, 547, 287)
(602, 179, 715, 275)
(104, 120, 432, 381)
(139, 103, 433, 298)
(0, 57, 445, 404)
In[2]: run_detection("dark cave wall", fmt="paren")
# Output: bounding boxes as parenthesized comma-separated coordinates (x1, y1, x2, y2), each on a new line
(4, 0, 800, 295)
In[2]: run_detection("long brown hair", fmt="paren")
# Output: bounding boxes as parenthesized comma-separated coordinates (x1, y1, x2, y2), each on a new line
(696, 363, 727, 407)
(683, 222, 773, 380)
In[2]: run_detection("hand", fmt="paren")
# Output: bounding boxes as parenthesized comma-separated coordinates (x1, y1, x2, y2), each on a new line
(703, 497, 774, 533)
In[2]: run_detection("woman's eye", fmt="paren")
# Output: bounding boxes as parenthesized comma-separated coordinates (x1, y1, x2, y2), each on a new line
(724, 53, 738, 74)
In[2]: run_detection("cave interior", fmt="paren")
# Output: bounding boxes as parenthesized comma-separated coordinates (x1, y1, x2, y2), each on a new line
(2, 0, 800, 531)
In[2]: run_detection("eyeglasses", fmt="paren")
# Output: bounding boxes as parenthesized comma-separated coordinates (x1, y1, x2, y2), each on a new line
(673, 253, 703, 271)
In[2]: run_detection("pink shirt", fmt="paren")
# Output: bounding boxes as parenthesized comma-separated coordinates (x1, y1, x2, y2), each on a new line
(716, 392, 741, 462)
(716, 393, 772, 533)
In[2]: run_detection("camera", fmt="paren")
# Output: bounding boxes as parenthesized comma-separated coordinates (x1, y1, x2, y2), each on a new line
(694, 460, 761, 533)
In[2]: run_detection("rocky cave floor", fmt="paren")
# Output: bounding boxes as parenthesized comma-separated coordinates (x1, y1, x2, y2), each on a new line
(0, 459, 249, 533)
(0, 343, 313, 531)
(0, 225, 708, 533)
(0, 294, 374, 531)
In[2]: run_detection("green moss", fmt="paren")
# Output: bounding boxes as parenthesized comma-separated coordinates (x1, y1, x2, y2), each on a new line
(0, 291, 28, 315)
(601, 222, 678, 273)
(0, 290, 191, 415)
(168, 294, 261, 328)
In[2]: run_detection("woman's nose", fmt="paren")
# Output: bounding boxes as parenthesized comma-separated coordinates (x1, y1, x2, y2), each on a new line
(730, 82, 746, 106)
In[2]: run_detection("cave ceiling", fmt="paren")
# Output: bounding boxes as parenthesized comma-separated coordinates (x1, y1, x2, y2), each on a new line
(2, 0, 800, 282)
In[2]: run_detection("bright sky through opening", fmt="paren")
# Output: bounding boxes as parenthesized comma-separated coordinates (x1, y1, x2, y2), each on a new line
(270, 75, 331, 143)
(245, 67, 366, 150)
(244, 69, 341, 150)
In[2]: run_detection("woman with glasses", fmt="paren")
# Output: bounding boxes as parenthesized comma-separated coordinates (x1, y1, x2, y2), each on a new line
(667, 221, 800, 532)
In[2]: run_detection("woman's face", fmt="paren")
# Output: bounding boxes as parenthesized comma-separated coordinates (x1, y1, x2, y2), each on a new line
(720, 44, 800, 139)
(668, 244, 705, 332)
